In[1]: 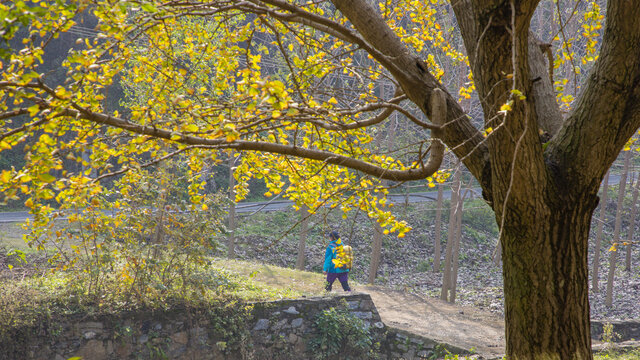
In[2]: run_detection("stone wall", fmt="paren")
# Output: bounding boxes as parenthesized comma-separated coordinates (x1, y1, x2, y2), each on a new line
(591, 320, 640, 342)
(384, 328, 467, 360)
(1, 293, 468, 360)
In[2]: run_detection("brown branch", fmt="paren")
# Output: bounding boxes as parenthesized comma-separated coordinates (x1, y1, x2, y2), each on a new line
(50, 104, 442, 182)
(0, 108, 29, 121)
(331, 0, 490, 195)
(0, 115, 50, 141)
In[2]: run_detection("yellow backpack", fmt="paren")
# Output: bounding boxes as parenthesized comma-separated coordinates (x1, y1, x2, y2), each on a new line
(332, 243, 353, 270)
(341, 245, 353, 270)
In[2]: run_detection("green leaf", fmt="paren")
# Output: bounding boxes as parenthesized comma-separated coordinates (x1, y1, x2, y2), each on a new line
(37, 173, 56, 183)
(141, 3, 158, 13)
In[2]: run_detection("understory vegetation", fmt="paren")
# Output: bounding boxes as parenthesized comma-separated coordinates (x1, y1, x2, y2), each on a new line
(1, 182, 639, 356)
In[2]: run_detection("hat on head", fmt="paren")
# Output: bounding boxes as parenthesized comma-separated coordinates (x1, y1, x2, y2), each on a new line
(329, 230, 340, 240)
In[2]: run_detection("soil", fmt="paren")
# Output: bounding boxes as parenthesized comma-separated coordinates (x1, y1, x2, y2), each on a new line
(360, 285, 639, 359)
(361, 285, 506, 359)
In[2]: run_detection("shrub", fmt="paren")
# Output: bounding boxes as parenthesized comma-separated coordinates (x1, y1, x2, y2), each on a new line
(308, 306, 375, 360)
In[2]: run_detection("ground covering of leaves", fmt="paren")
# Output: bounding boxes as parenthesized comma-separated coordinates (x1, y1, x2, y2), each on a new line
(229, 198, 640, 321)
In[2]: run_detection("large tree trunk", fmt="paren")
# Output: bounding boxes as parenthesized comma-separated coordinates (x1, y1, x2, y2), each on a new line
(326, 1, 640, 358)
(592, 171, 609, 293)
(501, 195, 596, 359)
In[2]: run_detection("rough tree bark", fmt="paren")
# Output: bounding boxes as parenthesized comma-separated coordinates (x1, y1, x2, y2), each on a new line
(592, 170, 609, 293)
(15, 0, 637, 358)
(331, 0, 640, 357)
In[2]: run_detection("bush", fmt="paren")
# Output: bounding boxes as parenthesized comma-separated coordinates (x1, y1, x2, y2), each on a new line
(308, 306, 375, 360)
(22, 160, 228, 305)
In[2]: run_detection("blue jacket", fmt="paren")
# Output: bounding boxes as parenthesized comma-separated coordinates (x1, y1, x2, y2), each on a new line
(323, 240, 349, 273)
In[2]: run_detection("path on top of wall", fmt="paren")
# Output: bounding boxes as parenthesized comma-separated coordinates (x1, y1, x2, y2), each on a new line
(361, 285, 506, 359)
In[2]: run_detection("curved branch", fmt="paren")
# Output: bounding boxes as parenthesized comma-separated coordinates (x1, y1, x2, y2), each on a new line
(0, 110, 51, 141)
(52, 104, 443, 182)
(330, 0, 491, 196)
(548, 0, 640, 193)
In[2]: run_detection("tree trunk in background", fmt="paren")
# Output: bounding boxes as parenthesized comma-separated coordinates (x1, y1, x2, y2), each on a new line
(432, 183, 444, 272)
(368, 222, 383, 284)
(367, 96, 397, 284)
(606, 151, 631, 306)
(227, 155, 237, 259)
(449, 178, 469, 303)
(492, 241, 502, 266)
(625, 169, 640, 272)
(296, 205, 310, 270)
(441, 166, 460, 301)
(592, 170, 609, 293)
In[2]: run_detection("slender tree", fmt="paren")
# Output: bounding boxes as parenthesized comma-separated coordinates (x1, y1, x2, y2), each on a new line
(432, 182, 444, 272)
(228, 154, 237, 259)
(449, 177, 470, 303)
(625, 162, 640, 272)
(441, 164, 460, 301)
(368, 222, 383, 284)
(295, 205, 310, 270)
(592, 170, 609, 293)
(605, 151, 631, 307)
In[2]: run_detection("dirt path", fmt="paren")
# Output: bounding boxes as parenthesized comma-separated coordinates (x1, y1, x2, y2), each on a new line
(360, 285, 506, 359)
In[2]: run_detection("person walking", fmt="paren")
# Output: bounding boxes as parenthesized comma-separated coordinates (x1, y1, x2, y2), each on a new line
(323, 230, 351, 292)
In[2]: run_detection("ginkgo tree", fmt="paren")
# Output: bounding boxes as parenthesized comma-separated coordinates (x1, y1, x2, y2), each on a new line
(2, 0, 640, 359)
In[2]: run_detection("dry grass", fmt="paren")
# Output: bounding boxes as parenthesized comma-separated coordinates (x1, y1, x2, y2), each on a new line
(0, 222, 29, 250)
(212, 258, 330, 297)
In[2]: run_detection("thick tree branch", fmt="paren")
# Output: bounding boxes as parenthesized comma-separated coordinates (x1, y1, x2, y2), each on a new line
(52, 105, 443, 182)
(330, 0, 492, 199)
(528, 32, 562, 136)
(548, 0, 640, 195)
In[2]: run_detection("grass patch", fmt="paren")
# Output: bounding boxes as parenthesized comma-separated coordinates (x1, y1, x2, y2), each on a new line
(595, 348, 640, 359)
(0, 222, 29, 251)
(0, 258, 329, 336)
(212, 258, 327, 296)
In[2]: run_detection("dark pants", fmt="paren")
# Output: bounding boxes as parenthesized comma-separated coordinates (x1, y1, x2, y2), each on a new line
(326, 272, 351, 291)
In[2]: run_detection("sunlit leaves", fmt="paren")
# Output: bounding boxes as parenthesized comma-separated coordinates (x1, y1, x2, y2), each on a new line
(0, 0, 461, 245)
(552, 1, 604, 112)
